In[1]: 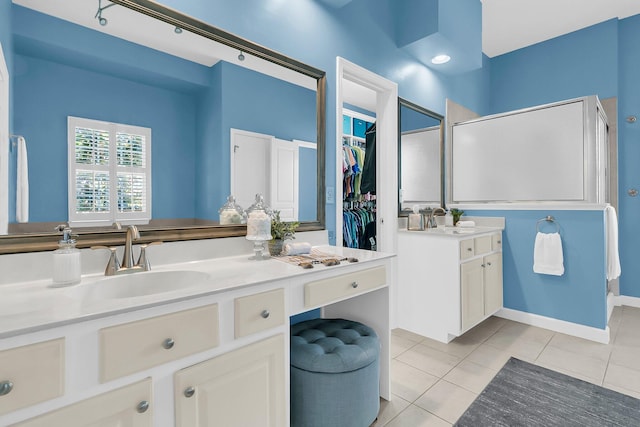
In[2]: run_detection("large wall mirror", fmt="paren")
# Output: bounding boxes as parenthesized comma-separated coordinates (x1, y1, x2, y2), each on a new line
(398, 98, 444, 216)
(1, 0, 326, 253)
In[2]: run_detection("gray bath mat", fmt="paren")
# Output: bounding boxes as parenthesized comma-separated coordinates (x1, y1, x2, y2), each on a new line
(455, 357, 640, 426)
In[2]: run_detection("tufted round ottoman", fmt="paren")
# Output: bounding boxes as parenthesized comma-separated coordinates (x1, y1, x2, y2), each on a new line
(290, 318, 380, 427)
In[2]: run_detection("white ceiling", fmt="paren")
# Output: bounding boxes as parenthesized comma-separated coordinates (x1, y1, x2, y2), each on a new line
(482, 0, 640, 58)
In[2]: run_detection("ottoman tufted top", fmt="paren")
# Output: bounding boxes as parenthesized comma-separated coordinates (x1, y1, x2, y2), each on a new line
(290, 318, 379, 373)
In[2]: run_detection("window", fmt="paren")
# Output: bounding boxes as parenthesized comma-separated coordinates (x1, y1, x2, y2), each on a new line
(68, 116, 151, 227)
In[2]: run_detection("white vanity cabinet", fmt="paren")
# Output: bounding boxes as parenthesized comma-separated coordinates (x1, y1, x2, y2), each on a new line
(397, 228, 503, 343)
(0, 248, 392, 426)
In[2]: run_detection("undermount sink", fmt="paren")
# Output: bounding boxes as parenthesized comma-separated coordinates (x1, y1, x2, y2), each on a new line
(84, 270, 211, 300)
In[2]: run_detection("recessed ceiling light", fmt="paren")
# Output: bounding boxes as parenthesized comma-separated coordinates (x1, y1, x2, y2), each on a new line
(431, 54, 451, 65)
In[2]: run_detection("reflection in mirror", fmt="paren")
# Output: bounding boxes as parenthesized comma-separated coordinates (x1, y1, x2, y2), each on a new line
(1, 0, 325, 253)
(398, 98, 444, 216)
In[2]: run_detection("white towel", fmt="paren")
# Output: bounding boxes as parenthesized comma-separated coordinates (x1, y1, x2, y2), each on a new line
(605, 205, 621, 280)
(282, 242, 312, 255)
(16, 136, 29, 223)
(456, 220, 476, 228)
(533, 232, 564, 276)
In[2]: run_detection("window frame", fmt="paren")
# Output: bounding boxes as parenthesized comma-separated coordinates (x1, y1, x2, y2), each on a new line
(67, 116, 152, 228)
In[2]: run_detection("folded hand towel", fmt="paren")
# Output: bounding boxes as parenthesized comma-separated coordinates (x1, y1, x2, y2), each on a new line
(283, 242, 312, 256)
(16, 136, 29, 223)
(533, 232, 564, 276)
(456, 220, 475, 228)
(605, 205, 621, 280)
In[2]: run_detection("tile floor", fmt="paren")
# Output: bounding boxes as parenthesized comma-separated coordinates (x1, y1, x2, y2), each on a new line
(373, 305, 640, 426)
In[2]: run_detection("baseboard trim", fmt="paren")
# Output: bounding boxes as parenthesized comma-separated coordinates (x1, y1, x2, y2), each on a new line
(496, 308, 610, 344)
(613, 295, 640, 308)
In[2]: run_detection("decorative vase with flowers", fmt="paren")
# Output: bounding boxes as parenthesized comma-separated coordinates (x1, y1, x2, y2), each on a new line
(268, 211, 299, 256)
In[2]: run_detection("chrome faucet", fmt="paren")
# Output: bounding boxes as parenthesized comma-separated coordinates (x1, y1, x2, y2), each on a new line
(427, 207, 446, 228)
(121, 225, 140, 270)
(91, 225, 162, 276)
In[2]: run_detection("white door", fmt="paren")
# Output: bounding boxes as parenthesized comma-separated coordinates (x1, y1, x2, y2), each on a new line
(0, 42, 9, 234)
(270, 138, 298, 221)
(230, 129, 274, 210)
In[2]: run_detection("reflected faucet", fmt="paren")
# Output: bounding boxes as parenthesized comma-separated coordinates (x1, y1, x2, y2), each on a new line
(121, 225, 140, 270)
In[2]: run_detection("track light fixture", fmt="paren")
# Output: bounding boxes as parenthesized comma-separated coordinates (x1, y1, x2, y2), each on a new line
(174, 26, 183, 34)
(238, 51, 245, 61)
(95, 0, 116, 26)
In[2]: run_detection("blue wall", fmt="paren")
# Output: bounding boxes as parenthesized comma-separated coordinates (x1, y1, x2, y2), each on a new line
(618, 14, 640, 298)
(489, 19, 618, 114)
(466, 209, 607, 329)
(13, 53, 198, 222)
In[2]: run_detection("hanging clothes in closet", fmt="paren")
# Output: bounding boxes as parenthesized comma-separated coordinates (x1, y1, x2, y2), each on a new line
(359, 123, 376, 195)
(342, 120, 377, 250)
(342, 143, 366, 200)
(343, 201, 376, 249)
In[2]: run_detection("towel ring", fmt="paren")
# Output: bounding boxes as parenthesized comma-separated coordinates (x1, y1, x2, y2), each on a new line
(536, 216, 560, 233)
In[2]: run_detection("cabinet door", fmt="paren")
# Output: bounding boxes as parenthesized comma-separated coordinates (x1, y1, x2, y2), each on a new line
(483, 252, 503, 315)
(15, 378, 152, 427)
(0, 338, 64, 415)
(460, 258, 485, 331)
(174, 334, 285, 427)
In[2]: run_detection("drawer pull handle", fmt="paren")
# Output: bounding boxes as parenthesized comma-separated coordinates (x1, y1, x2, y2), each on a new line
(261, 309, 270, 319)
(162, 338, 175, 350)
(184, 387, 195, 398)
(351, 281, 359, 289)
(0, 381, 13, 396)
(487, 262, 492, 266)
(136, 400, 150, 413)
(467, 248, 472, 252)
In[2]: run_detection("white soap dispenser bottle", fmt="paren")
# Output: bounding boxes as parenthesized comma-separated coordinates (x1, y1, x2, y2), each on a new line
(445, 209, 454, 227)
(52, 225, 81, 286)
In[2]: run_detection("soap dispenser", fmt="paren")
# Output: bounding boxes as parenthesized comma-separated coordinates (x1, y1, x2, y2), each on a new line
(445, 210, 454, 227)
(52, 225, 81, 286)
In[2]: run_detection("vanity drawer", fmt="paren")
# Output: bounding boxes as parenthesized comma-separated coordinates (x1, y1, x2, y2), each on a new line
(235, 288, 285, 338)
(492, 233, 502, 251)
(100, 304, 219, 382)
(475, 235, 492, 255)
(0, 338, 65, 415)
(460, 239, 475, 260)
(304, 266, 386, 308)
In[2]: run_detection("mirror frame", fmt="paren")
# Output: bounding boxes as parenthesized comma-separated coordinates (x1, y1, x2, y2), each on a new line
(1, 0, 326, 254)
(397, 97, 444, 217)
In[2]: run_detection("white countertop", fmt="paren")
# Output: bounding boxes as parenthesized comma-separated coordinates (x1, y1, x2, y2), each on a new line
(398, 226, 503, 238)
(0, 246, 394, 339)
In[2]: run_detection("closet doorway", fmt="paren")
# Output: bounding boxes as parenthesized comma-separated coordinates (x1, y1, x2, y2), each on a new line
(335, 57, 398, 254)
